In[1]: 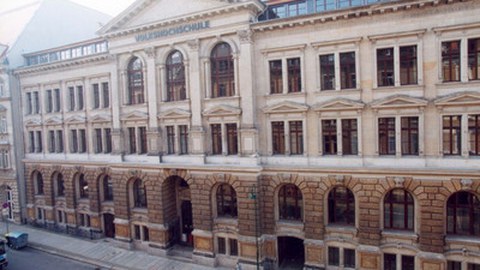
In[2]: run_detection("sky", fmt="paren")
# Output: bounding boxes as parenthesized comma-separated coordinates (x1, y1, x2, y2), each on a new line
(0, 0, 137, 17)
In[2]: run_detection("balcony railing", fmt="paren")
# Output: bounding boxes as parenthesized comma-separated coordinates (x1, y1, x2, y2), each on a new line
(258, 0, 398, 21)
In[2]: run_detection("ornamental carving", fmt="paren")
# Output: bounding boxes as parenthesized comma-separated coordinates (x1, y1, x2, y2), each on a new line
(237, 29, 253, 44)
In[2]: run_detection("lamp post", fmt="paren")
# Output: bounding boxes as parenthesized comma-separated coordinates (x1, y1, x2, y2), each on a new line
(248, 185, 259, 270)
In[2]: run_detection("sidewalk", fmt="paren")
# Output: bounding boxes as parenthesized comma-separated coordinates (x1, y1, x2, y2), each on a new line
(0, 221, 223, 270)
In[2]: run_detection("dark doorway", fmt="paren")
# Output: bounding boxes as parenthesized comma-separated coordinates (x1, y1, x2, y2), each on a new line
(181, 200, 193, 246)
(278, 237, 305, 270)
(103, 213, 115, 238)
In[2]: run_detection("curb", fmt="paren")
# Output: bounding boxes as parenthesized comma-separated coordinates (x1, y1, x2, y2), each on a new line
(27, 242, 130, 270)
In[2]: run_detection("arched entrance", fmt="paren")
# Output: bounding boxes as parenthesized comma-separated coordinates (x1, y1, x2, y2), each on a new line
(277, 237, 305, 269)
(103, 213, 115, 238)
(163, 176, 193, 247)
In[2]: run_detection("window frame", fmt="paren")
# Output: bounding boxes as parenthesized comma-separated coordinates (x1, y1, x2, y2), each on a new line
(216, 183, 238, 218)
(383, 189, 414, 231)
(127, 57, 145, 105)
(210, 43, 235, 98)
(278, 184, 303, 221)
(166, 50, 186, 102)
(328, 186, 355, 226)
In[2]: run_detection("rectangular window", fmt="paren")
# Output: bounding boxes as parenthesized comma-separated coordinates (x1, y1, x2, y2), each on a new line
(104, 128, 112, 154)
(102, 82, 109, 108)
(143, 226, 149, 241)
(92, 84, 100, 109)
(328, 247, 340, 266)
(400, 45, 418, 85)
(229, 239, 238, 256)
(289, 121, 303, 155)
(71, 130, 78, 153)
(443, 116, 461, 155)
(134, 225, 141, 240)
(0, 151, 8, 169)
(69, 87, 75, 111)
(36, 131, 42, 153)
(217, 237, 226, 254)
(342, 119, 358, 155)
(128, 127, 136, 154)
(79, 129, 86, 153)
(384, 253, 396, 270)
(166, 126, 175, 154)
(56, 130, 63, 153)
(322, 119, 337, 155)
(468, 264, 480, 270)
(26, 93, 32, 114)
(46, 90, 53, 113)
(95, 128, 102, 153)
(287, 58, 301, 93)
(401, 117, 419, 155)
(379, 118, 396, 155)
(469, 114, 480, 156)
(272, 121, 285, 155)
(77, 86, 84, 110)
(442, 40, 461, 82)
(34, 91, 40, 114)
(469, 38, 480, 80)
(211, 124, 222, 155)
(320, 54, 335, 90)
(48, 130, 55, 153)
(226, 123, 238, 155)
(139, 127, 147, 154)
(29, 131, 35, 153)
(447, 261, 461, 270)
(179, 125, 188, 155)
(340, 52, 356, 89)
(377, 47, 395, 87)
(54, 88, 61, 112)
(270, 60, 283, 94)
(401, 255, 415, 270)
(344, 248, 356, 268)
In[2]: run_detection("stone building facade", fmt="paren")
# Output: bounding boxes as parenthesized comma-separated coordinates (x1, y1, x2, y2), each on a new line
(14, 0, 480, 269)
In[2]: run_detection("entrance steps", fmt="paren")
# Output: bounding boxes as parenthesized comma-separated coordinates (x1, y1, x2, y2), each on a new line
(167, 245, 194, 263)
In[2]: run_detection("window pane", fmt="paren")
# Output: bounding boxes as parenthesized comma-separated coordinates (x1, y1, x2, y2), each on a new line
(377, 48, 394, 87)
(469, 115, 480, 156)
(384, 253, 396, 270)
(320, 54, 335, 90)
(328, 247, 339, 266)
(217, 237, 226, 254)
(344, 248, 356, 268)
(401, 117, 418, 155)
(400, 45, 417, 85)
(289, 121, 303, 155)
(272, 121, 285, 155)
(442, 41, 461, 82)
(443, 116, 462, 155)
(229, 239, 238, 256)
(342, 119, 358, 155)
(379, 118, 396, 155)
(270, 60, 283, 94)
(402, 255, 415, 270)
(322, 119, 337, 155)
(287, 58, 301, 93)
(340, 52, 356, 89)
(468, 38, 480, 80)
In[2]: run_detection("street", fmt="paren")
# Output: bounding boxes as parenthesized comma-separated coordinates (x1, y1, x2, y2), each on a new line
(6, 246, 99, 270)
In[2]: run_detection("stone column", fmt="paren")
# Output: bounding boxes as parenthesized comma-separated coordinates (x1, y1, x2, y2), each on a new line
(237, 30, 258, 156)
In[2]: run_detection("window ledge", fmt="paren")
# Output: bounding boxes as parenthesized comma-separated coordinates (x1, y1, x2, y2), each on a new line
(204, 95, 240, 101)
(373, 84, 424, 91)
(101, 200, 114, 206)
(325, 224, 357, 234)
(445, 235, 480, 244)
(436, 80, 480, 88)
(265, 91, 306, 98)
(160, 99, 190, 104)
(381, 230, 418, 241)
(316, 88, 362, 94)
(214, 217, 238, 226)
(131, 207, 148, 214)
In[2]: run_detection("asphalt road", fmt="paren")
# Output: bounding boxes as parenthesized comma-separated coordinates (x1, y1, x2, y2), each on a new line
(6, 246, 99, 270)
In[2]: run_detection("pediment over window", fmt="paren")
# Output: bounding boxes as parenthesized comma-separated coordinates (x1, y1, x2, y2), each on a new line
(371, 95, 428, 109)
(25, 119, 42, 127)
(203, 105, 241, 117)
(65, 115, 86, 125)
(263, 101, 309, 114)
(313, 98, 365, 112)
(120, 110, 149, 121)
(44, 117, 63, 126)
(90, 114, 112, 123)
(158, 108, 191, 120)
(434, 92, 480, 107)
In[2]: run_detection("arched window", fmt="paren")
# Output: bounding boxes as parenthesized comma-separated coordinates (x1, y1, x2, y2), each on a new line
(447, 191, 480, 235)
(102, 175, 113, 201)
(133, 178, 147, 208)
(328, 187, 355, 225)
(216, 184, 237, 218)
(278, 184, 302, 221)
(384, 189, 414, 230)
(78, 174, 88, 199)
(127, 57, 144, 104)
(55, 173, 65, 197)
(210, 43, 234, 98)
(34, 171, 44, 195)
(166, 50, 186, 102)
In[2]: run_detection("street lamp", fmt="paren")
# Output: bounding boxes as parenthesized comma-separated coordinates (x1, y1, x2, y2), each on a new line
(248, 185, 259, 270)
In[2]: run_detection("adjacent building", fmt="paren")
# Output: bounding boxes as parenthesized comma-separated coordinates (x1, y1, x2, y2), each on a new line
(12, 0, 480, 269)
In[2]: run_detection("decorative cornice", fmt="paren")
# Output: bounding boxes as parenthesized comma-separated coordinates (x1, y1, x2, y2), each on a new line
(15, 54, 111, 76)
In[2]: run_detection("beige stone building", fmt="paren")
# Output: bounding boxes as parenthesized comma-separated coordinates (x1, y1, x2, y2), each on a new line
(14, 0, 480, 269)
